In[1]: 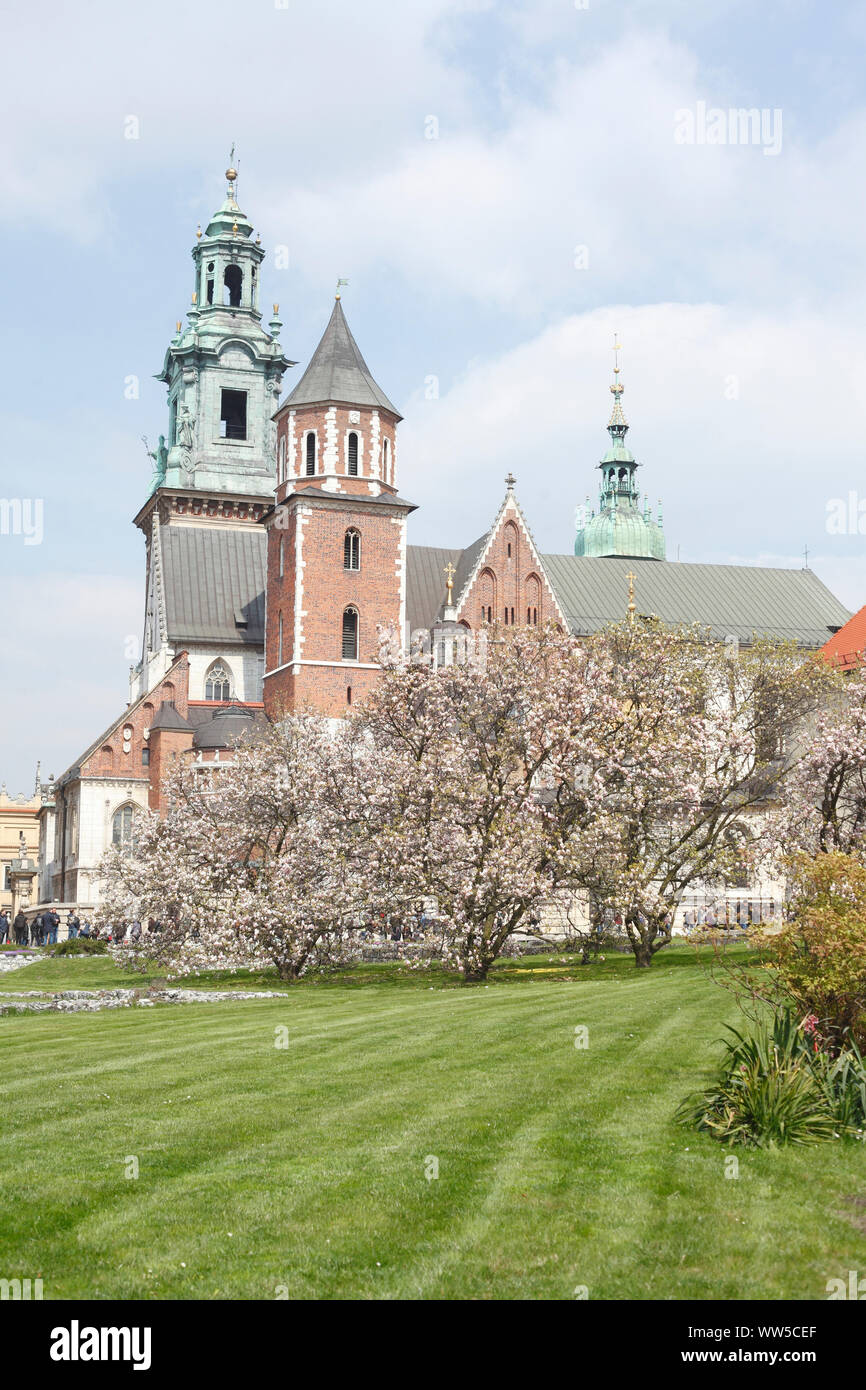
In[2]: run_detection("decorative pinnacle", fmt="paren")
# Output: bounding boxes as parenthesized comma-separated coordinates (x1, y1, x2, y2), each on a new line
(626, 570, 637, 626)
(444, 561, 456, 605)
(607, 332, 628, 437)
(505, 472, 516, 490)
(226, 143, 238, 199)
(196, 223, 202, 240)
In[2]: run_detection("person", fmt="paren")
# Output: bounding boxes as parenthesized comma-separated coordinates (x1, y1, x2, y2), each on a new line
(66, 910, 80, 940)
(44, 908, 60, 946)
(130, 920, 142, 943)
(32, 912, 44, 946)
(13, 911, 27, 946)
(0, 910, 10, 944)
(78, 919, 91, 938)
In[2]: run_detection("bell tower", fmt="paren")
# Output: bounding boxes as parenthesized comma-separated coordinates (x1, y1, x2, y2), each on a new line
(263, 292, 415, 718)
(130, 162, 295, 707)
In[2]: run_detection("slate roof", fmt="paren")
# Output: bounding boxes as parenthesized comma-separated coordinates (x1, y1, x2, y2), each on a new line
(281, 299, 402, 417)
(148, 701, 193, 732)
(406, 545, 464, 630)
(820, 602, 866, 669)
(543, 555, 851, 648)
(161, 527, 265, 645)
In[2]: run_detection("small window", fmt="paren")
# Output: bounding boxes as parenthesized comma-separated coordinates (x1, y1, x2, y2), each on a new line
(342, 607, 359, 661)
(205, 662, 232, 701)
(142, 747, 150, 767)
(305, 432, 316, 476)
(344, 528, 360, 571)
(347, 432, 359, 476)
(220, 389, 247, 441)
(278, 613, 283, 667)
(346, 686, 352, 706)
(383, 437, 389, 481)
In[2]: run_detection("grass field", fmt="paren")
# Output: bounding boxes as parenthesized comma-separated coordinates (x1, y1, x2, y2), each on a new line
(1, 945, 864, 1300)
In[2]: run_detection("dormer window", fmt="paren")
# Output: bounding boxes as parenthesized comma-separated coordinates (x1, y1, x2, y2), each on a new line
(224, 264, 243, 307)
(347, 431, 359, 476)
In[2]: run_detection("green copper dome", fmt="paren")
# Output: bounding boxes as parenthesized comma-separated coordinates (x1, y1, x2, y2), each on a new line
(574, 344, 665, 561)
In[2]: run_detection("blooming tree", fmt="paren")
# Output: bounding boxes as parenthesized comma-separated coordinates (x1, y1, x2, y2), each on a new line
(555, 626, 831, 967)
(98, 712, 365, 980)
(771, 664, 866, 859)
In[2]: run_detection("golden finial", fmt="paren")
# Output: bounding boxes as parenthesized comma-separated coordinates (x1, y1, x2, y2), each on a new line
(255, 233, 261, 246)
(232, 221, 238, 236)
(175, 320, 182, 333)
(273, 303, 279, 315)
(191, 291, 197, 305)
(196, 223, 202, 240)
(626, 570, 636, 625)
(444, 561, 456, 605)
(611, 333, 624, 396)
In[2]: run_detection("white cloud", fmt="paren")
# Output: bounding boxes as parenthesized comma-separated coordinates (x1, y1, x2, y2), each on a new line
(1, 574, 140, 793)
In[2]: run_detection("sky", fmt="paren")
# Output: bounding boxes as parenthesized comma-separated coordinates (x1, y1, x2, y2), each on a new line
(1, 0, 865, 793)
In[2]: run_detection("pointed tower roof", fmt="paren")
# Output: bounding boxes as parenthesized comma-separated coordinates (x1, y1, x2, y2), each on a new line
(284, 297, 402, 418)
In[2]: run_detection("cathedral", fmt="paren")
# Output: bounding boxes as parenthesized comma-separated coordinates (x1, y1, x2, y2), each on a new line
(36, 167, 852, 908)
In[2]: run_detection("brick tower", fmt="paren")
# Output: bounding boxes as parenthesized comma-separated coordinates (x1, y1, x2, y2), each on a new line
(263, 294, 415, 718)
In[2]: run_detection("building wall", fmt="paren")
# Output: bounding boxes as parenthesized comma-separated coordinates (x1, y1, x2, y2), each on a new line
(276, 403, 399, 497)
(263, 495, 407, 720)
(0, 789, 41, 913)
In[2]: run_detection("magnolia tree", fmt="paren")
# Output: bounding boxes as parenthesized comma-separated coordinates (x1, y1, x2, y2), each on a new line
(554, 626, 832, 967)
(335, 624, 623, 981)
(771, 663, 866, 859)
(98, 712, 365, 980)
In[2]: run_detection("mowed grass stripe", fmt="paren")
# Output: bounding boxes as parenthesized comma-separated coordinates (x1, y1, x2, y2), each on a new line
(1, 956, 865, 1299)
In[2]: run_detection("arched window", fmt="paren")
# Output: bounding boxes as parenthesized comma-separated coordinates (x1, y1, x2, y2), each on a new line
(382, 437, 389, 482)
(111, 803, 137, 849)
(344, 528, 360, 571)
(205, 661, 232, 701)
(224, 264, 243, 307)
(342, 607, 359, 661)
(278, 435, 286, 482)
(305, 432, 316, 476)
(279, 535, 285, 579)
(347, 432, 359, 476)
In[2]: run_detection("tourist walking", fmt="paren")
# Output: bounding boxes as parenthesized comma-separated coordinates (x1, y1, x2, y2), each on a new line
(0, 910, 9, 943)
(13, 911, 27, 945)
(43, 909, 60, 945)
(66, 910, 80, 939)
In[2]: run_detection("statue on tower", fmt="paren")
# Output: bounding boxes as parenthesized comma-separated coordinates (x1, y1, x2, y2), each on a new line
(142, 434, 168, 495)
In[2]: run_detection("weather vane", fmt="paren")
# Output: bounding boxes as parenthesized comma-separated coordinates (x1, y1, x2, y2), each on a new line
(335, 278, 349, 299)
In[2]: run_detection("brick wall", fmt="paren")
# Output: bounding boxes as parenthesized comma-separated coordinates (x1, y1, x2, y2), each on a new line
(457, 499, 566, 632)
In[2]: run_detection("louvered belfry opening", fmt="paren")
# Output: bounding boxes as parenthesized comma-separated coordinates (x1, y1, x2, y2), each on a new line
(347, 431, 359, 476)
(306, 432, 316, 475)
(342, 607, 359, 660)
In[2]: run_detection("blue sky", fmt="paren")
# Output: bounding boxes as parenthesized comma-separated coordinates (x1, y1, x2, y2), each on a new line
(2, 0, 865, 792)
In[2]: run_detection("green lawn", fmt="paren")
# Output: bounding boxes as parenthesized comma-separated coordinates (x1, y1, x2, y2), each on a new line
(0, 946, 863, 1300)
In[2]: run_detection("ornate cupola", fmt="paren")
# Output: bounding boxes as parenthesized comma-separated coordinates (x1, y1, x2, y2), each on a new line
(574, 340, 665, 561)
(152, 159, 294, 498)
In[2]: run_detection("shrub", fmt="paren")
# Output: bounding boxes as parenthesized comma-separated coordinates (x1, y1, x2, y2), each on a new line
(678, 1009, 866, 1146)
(768, 852, 866, 1052)
(49, 937, 108, 956)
